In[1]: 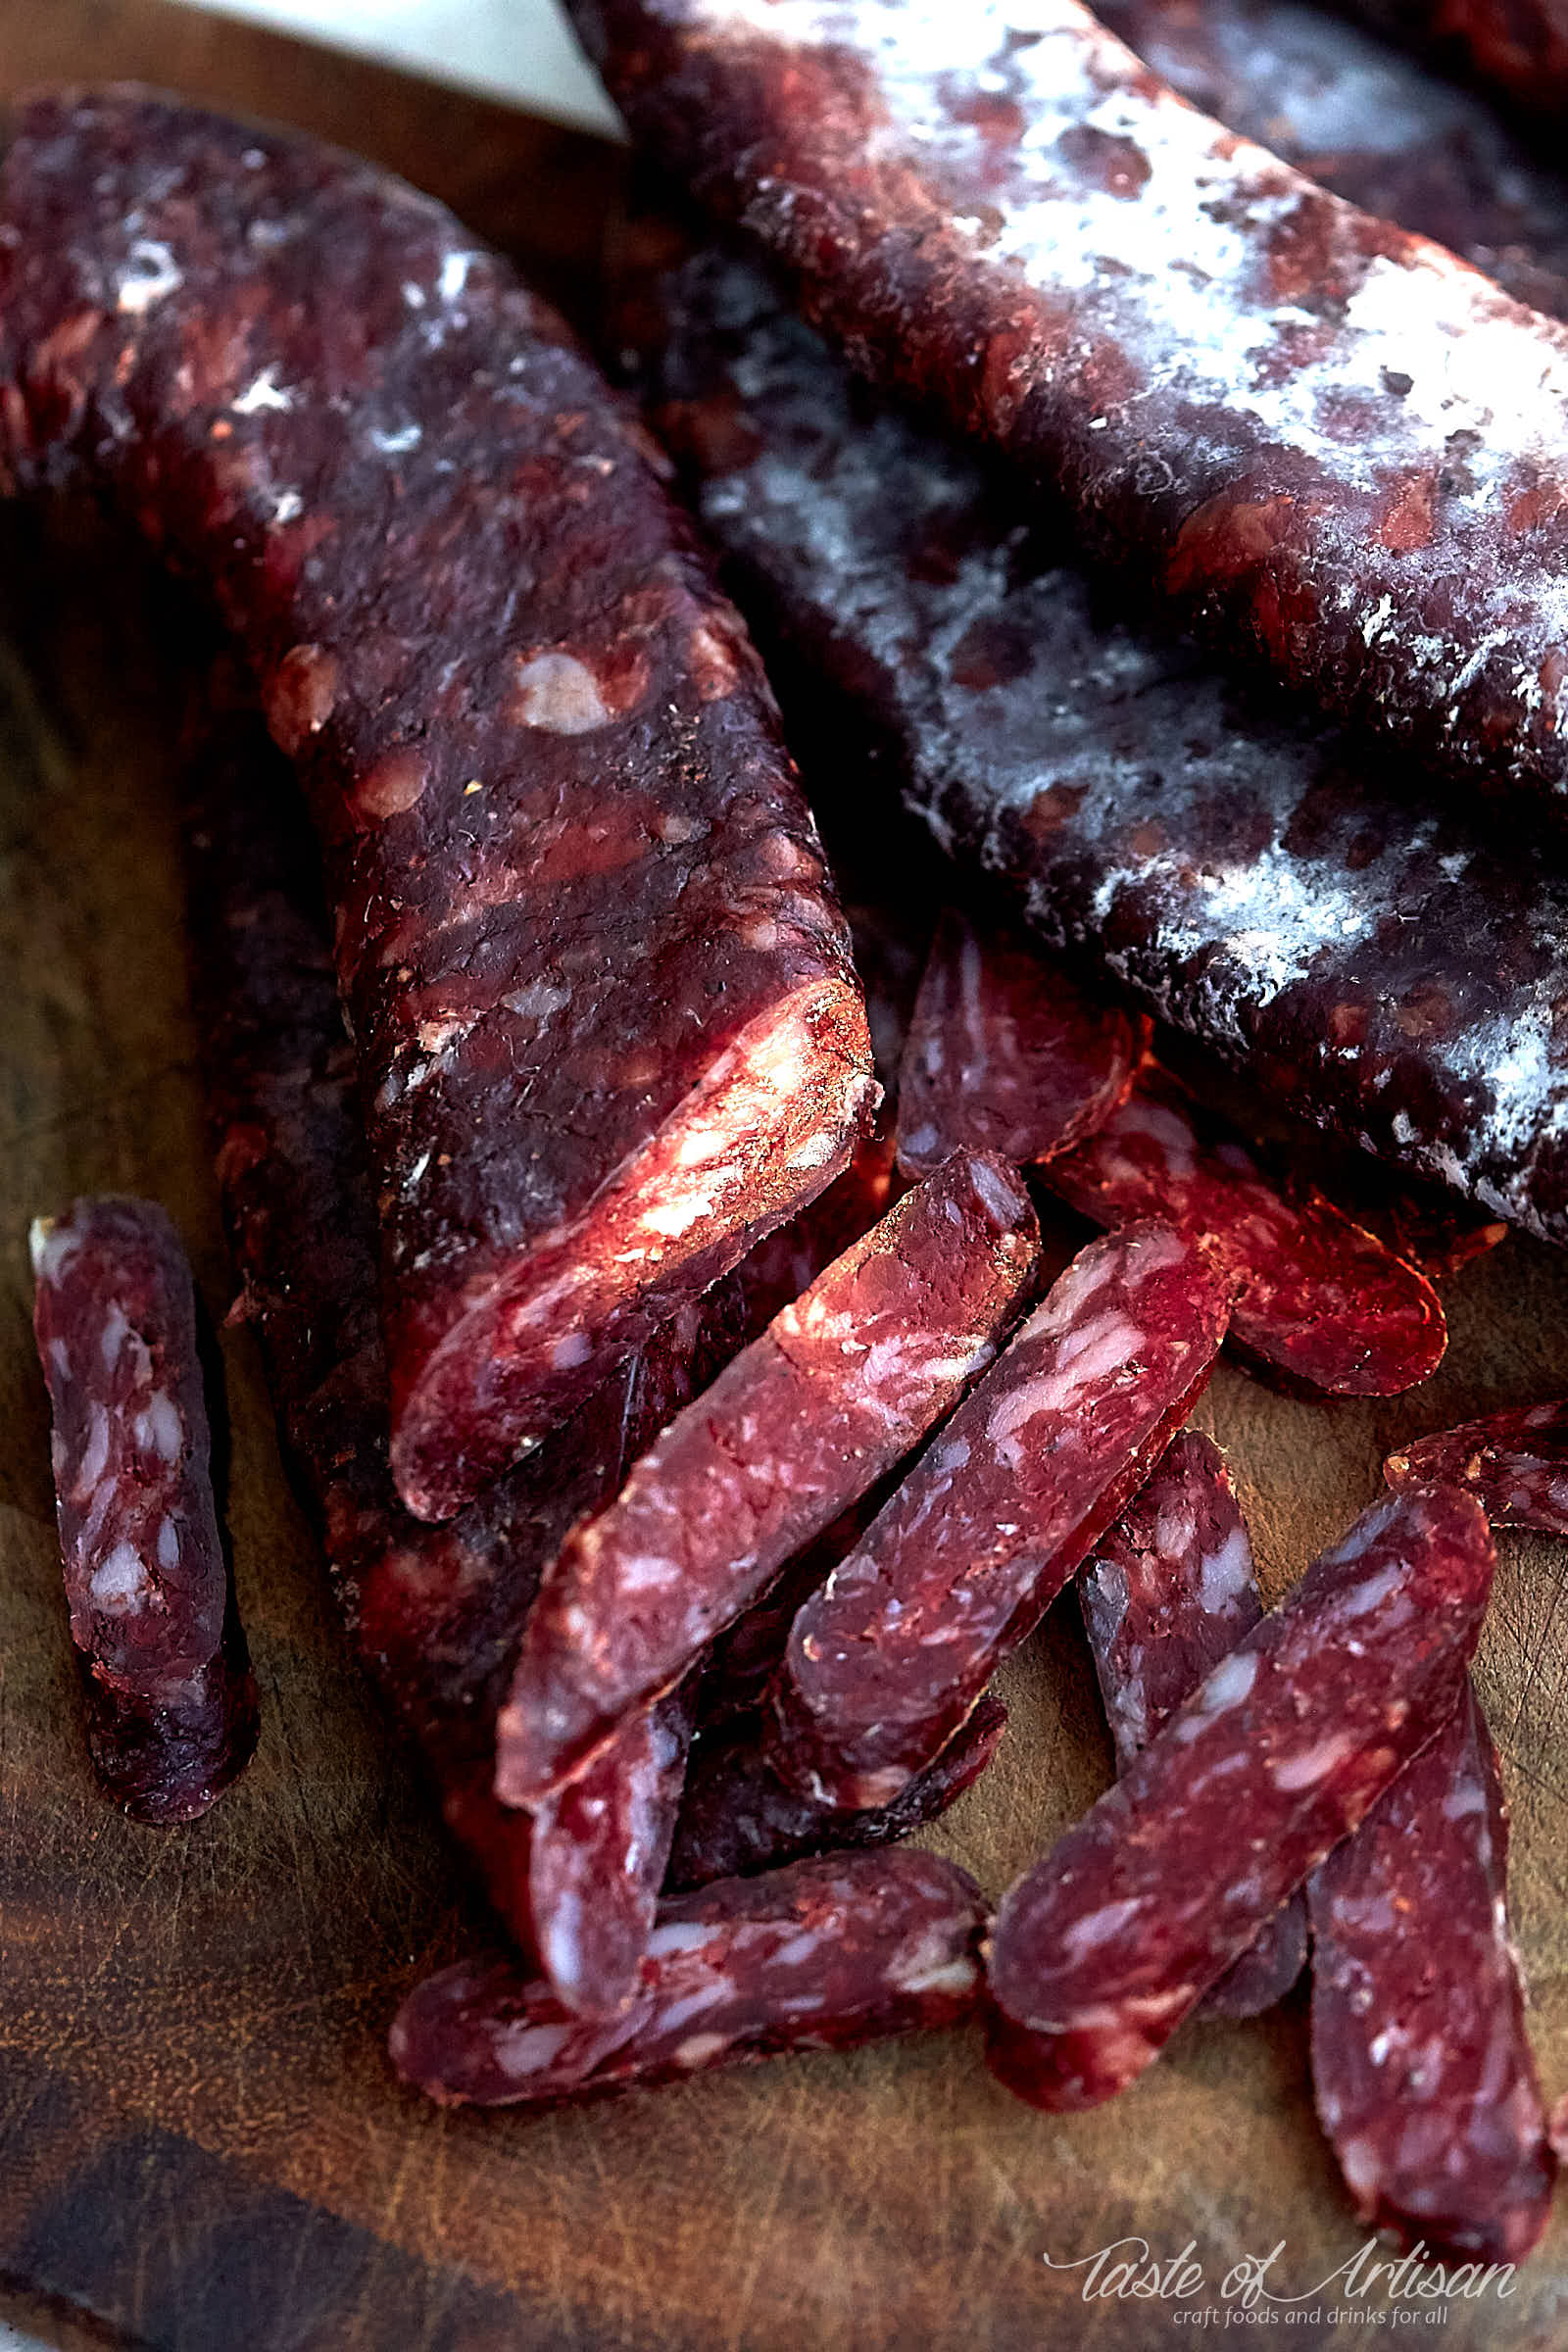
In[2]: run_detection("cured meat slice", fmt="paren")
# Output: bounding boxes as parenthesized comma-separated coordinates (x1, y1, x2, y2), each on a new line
(985, 1484, 1495, 2113)
(1334, 0, 1568, 116)
(1306, 1680, 1554, 2264)
(1385, 1402, 1568, 1533)
(1045, 1070, 1446, 1396)
(29, 1196, 258, 1823)
(1081, 1432, 1305, 2020)
(0, 90, 873, 1524)
(623, 191, 1568, 1248)
(895, 906, 1146, 1182)
(389, 1847, 986, 2106)
(182, 701, 710, 2005)
(524, 1683, 698, 2019)
(494, 1150, 1041, 1805)
(768, 1223, 1229, 1811)
(576, 0, 1568, 808)
(665, 1693, 1006, 1889)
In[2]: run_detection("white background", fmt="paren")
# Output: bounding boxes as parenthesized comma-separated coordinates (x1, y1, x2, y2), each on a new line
(0, 9, 614, 2346)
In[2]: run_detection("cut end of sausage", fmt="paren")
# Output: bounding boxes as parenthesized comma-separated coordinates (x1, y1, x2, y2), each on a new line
(388, 977, 877, 1520)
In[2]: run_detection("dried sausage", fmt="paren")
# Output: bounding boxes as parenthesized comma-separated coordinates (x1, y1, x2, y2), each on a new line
(1307, 1681, 1554, 2264)
(768, 1223, 1229, 1810)
(1385, 1402, 1568, 1532)
(1080, 1431, 1305, 2019)
(1045, 1068, 1446, 1396)
(389, 1847, 986, 2106)
(576, 0, 1568, 808)
(985, 1485, 1495, 2111)
(622, 213, 1568, 1247)
(494, 1149, 1040, 1805)
(896, 906, 1146, 1182)
(30, 1196, 258, 1823)
(184, 700, 705, 2011)
(0, 89, 873, 1522)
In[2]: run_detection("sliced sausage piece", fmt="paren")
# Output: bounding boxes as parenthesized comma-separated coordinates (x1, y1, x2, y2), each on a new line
(525, 1682, 698, 2020)
(623, 211, 1568, 1250)
(768, 1223, 1229, 1811)
(29, 1196, 258, 1824)
(1081, 1431, 1305, 2020)
(895, 906, 1146, 1182)
(495, 1151, 1041, 1805)
(576, 0, 1568, 811)
(665, 1693, 1006, 1889)
(986, 1484, 1495, 2113)
(183, 701, 721, 2006)
(0, 89, 873, 1524)
(1045, 1069, 1446, 1397)
(1385, 1402, 1568, 1533)
(389, 1847, 986, 2106)
(1306, 1679, 1554, 2265)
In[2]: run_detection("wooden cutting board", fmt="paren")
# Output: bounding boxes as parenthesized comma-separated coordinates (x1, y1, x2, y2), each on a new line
(3, 7, 1568, 2346)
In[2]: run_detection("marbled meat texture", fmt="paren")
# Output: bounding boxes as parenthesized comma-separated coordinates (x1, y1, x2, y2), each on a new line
(525, 1680, 698, 2018)
(183, 701, 706, 2014)
(29, 1196, 258, 1824)
(0, 88, 874, 1523)
(1386, 1400, 1568, 1533)
(986, 1484, 1495, 2112)
(389, 1847, 987, 2107)
(494, 1150, 1041, 1805)
(1045, 1067, 1446, 1396)
(621, 98, 1568, 1249)
(665, 1693, 1007, 1889)
(768, 1223, 1229, 1811)
(896, 906, 1147, 1182)
(576, 0, 1568, 808)
(1080, 1431, 1305, 2020)
(1333, 0, 1568, 117)
(1307, 1680, 1554, 2265)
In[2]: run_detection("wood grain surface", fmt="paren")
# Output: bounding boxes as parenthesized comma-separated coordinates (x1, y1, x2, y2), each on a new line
(2, 7, 1568, 2347)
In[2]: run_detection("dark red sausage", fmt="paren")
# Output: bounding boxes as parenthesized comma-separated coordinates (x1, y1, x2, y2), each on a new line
(768, 1224, 1229, 1811)
(1385, 1402, 1568, 1533)
(29, 1196, 258, 1823)
(183, 699, 713, 2011)
(389, 1847, 987, 2107)
(665, 1693, 1006, 1889)
(986, 1485, 1495, 2112)
(524, 1683, 698, 2019)
(575, 0, 1568, 811)
(0, 89, 873, 1523)
(1307, 1680, 1554, 2265)
(495, 1150, 1041, 1806)
(895, 906, 1145, 1182)
(1046, 1068, 1446, 1397)
(1080, 1432, 1306, 2021)
(621, 213, 1568, 1250)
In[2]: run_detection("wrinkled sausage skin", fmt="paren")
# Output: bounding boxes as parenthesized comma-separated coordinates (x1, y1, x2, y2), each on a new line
(0, 89, 873, 1521)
